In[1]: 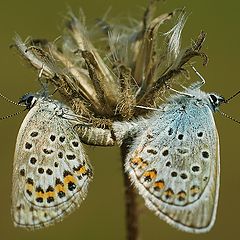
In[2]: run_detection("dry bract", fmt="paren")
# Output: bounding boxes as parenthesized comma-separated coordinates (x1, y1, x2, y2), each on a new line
(13, 1, 207, 146)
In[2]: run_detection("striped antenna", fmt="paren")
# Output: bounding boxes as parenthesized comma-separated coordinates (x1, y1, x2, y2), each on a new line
(0, 109, 26, 121)
(224, 90, 240, 103)
(0, 93, 24, 106)
(0, 92, 27, 120)
(218, 89, 240, 124)
(218, 110, 240, 125)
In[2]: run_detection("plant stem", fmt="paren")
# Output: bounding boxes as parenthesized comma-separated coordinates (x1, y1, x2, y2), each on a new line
(121, 142, 140, 240)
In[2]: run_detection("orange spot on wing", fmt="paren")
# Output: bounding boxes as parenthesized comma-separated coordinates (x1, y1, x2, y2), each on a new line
(55, 184, 65, 192)
(164, 188, 174, 197)
(131, 156, 148, 169)
(154, 180, 165, 190)
(140, 161, 148, 169)
(64, 175, 76, 184)
(45, 191, 55, 198)
(177, 191, 186, 199)
(77, 166, 86, 175)
(143, 170, 157, 180)
(131, 156, 142, 165)
(190, 186, 200, 196)
(36, 191, 44, 198)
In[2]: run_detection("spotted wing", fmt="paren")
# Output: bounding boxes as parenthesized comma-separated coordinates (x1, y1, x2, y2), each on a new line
(12, 100, 92, 229)
(125, 103, 220, 233)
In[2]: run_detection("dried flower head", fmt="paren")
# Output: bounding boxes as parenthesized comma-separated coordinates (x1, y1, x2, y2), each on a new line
(13, 1, 207, 146)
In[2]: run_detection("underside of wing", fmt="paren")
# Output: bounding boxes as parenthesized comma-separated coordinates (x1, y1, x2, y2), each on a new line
(125, 105, 220, 233)
(12, 101, 93, 229)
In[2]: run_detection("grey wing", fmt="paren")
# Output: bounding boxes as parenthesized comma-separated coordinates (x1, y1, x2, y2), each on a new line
(12, 101, 92, 229)
(125, 104, 220, 233)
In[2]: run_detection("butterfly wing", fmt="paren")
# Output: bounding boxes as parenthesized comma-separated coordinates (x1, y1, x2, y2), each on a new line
(125, 101, 220, 233)
(12, 99, 92, 229)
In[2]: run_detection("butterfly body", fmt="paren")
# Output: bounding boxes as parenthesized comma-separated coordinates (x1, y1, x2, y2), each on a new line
(12, 94, 92, 229)
(115, 86, 224, 233)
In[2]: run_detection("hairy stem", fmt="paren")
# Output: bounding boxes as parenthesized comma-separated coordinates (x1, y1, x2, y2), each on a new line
(121, 142, 140, 240)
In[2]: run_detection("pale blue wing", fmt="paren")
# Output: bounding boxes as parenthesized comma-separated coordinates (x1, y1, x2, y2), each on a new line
(125, 96, 220, 233)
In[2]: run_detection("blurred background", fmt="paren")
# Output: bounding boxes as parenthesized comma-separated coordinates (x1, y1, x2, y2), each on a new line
(0, 0, 239, 239)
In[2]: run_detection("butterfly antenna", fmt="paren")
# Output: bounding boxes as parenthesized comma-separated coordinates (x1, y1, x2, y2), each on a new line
(0, 93, 24, 107)
(218, 110, 240, 125)
(224, 90, 240, 103)
(0, 109, 27, 120)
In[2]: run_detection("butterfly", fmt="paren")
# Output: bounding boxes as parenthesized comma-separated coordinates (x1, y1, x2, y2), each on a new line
(12, 92, 92, 229)
(113, 79, 229, 233)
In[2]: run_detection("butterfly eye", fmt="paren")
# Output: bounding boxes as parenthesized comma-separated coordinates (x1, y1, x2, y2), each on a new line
(210, 94, 217, 104)
(18, 94, 37, 109)
(26, 96, 34, 104)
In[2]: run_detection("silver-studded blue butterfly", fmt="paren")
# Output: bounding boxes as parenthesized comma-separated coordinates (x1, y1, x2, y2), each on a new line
(12, 92, 92, 229)
(113, 78, 229, 233)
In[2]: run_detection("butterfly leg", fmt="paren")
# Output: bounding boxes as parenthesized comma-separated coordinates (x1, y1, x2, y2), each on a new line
(189, 64, 206, 89)
(164, 82, 194, 98)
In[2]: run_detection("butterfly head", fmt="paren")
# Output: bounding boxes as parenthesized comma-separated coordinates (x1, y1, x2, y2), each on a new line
(18, 93, 38, 109)
(208, 93, 225, 111)
(206, 90, 240, 124)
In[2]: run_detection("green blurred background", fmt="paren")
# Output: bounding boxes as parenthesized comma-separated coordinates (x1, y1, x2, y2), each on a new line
(1, 0, 239, 239)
